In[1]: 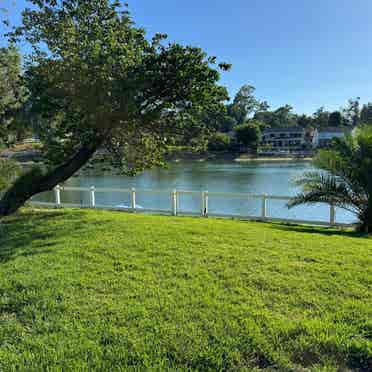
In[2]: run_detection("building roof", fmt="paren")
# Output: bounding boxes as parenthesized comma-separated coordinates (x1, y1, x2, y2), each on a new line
(317, 126, 349, 133)
(263, 126, 305, 133)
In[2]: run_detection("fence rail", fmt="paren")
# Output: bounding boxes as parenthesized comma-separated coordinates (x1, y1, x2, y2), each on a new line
(27, 185, 351, 228)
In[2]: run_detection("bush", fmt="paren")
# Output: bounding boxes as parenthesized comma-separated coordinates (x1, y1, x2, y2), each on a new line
(235, 123, 261, 148)
(208, 132, 232, 152)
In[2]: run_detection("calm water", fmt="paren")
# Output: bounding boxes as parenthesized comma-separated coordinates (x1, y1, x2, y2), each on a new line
(33, 160, 356, 224)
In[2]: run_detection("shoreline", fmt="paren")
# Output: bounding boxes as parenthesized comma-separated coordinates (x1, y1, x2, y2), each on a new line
(4, 148, 314, 168)
(234, 156, 313, 163)
(166, 150, 313, 163)
(15, 156, 314, 167)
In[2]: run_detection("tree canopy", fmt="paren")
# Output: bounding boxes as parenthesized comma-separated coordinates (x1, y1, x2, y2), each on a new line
(0, 46, 28, 145)
(0, 0, 230, 216)
(235, 121, 262, 151)
(207, 132, 231, 152)
(328, 111, 343, 127)
(343, 98, 361, 127)
(227, 85, 267, 125)
(360, 103, 372, 124)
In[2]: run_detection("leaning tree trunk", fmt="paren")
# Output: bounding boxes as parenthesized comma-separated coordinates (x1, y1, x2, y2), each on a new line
(358, 201, 372, 234)
(0, 140, 102, 217)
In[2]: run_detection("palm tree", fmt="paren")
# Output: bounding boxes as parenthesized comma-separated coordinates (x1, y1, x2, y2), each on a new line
(288, 126, 372, 233)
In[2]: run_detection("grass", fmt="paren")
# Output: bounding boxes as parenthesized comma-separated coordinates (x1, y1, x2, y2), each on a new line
(0, 209, 371, 371)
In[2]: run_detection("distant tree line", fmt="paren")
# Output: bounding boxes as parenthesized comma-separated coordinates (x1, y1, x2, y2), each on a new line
(206, 86, 372, 153)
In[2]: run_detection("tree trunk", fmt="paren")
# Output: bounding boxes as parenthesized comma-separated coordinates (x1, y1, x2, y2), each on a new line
(0, 140, 102, 217)
(359, 203, 372, 233)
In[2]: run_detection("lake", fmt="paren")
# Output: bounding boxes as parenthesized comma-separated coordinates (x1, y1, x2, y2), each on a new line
(33, 160, 356, 224)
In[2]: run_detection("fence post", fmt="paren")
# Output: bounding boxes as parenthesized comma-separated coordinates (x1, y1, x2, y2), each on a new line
(330, 203, 336, 226)
(171, 189, 177, 216)
(204, 191, 209, 217)
(54, 185, 61, 208)
(90, 186, 96, 208)
(201, 191, 209, 217)
(131, 188, 136, 211)
(261, 194, 267, 219)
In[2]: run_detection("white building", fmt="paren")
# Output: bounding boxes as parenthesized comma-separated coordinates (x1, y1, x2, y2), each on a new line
(261, 127, 306, 150)
(312, 127, 348, 148)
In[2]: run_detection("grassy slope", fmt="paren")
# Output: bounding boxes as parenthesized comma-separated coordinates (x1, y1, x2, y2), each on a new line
(0, 209, 371, 371)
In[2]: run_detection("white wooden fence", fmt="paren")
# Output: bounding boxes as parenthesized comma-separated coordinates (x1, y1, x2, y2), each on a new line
(27, 185, 352, 228)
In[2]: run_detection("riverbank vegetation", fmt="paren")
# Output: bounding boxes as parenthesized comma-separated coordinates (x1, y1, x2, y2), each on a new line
(0, 209, 371, 370)
(203, 88, 372, 155)
(164, 84, 372, 156)
(289, 126, 372, 233)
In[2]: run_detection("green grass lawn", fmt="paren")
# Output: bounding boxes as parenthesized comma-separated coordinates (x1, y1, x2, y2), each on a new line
(0, 209, 371, 371)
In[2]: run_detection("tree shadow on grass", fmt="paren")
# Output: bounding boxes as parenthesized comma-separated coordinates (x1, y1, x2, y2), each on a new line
(0, 209, 92, 263)
(267, 222, 370, 239)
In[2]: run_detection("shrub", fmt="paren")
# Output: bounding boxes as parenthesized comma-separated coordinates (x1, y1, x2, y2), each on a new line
(234, 123, 261, 149)
(208, 132, 232, 152)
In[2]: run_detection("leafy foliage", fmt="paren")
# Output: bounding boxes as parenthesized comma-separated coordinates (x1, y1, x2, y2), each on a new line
(9, 0, 229, 174)
(311, 106, 329, 128)
(343, 98, 361, 127)
(235, 122, 262, 150)
(227, 85, 266, 125)
(0, 158, 20, 191)
(207, 131, 231, 152)
(289, 126, 372, 232)
(328, 111, 343, 127)
(0, 0, 231, 216)
(361, 102, 372, 124)
(0, 46, 28, 145)
(254, 105, 297, 128)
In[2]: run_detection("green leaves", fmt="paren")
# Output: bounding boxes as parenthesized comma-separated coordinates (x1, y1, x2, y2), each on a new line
(228, 85, 263, 125)
(0, 159, 20, 192)
(0, 46, 29, 145)
(289, 126, 372, 231)
(235, 122, 261, 148)
(11, 0, 229, 174)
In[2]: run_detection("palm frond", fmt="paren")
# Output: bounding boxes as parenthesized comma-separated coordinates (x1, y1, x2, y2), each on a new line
(289, 127, 372, 230)
(288, 171, 361, 215)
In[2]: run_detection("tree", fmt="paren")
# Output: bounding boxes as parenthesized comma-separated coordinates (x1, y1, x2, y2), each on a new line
(227, 85, 264, 125)
(313, 107, 330, 128)
(0, 0, 230, 217)
(207, 132, 231, 152)
(235, 122, 261, 152)
(199, 106, 236, 133)
(288, 126, 372, 233)
(0, 46, 28, 145)
(218, 115, 237, 133)
(328, 111, 342, 127)
(253, 110, 274, 127)
(296, 114, 314, 128)
(273, 105, 296, 127)
(360, 103, 372, 124)
(254, 105, 296, 128)
(343, 98, 361, 127)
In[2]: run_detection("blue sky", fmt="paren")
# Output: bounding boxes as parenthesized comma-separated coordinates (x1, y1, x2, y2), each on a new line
(1, 0, 372, 114)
